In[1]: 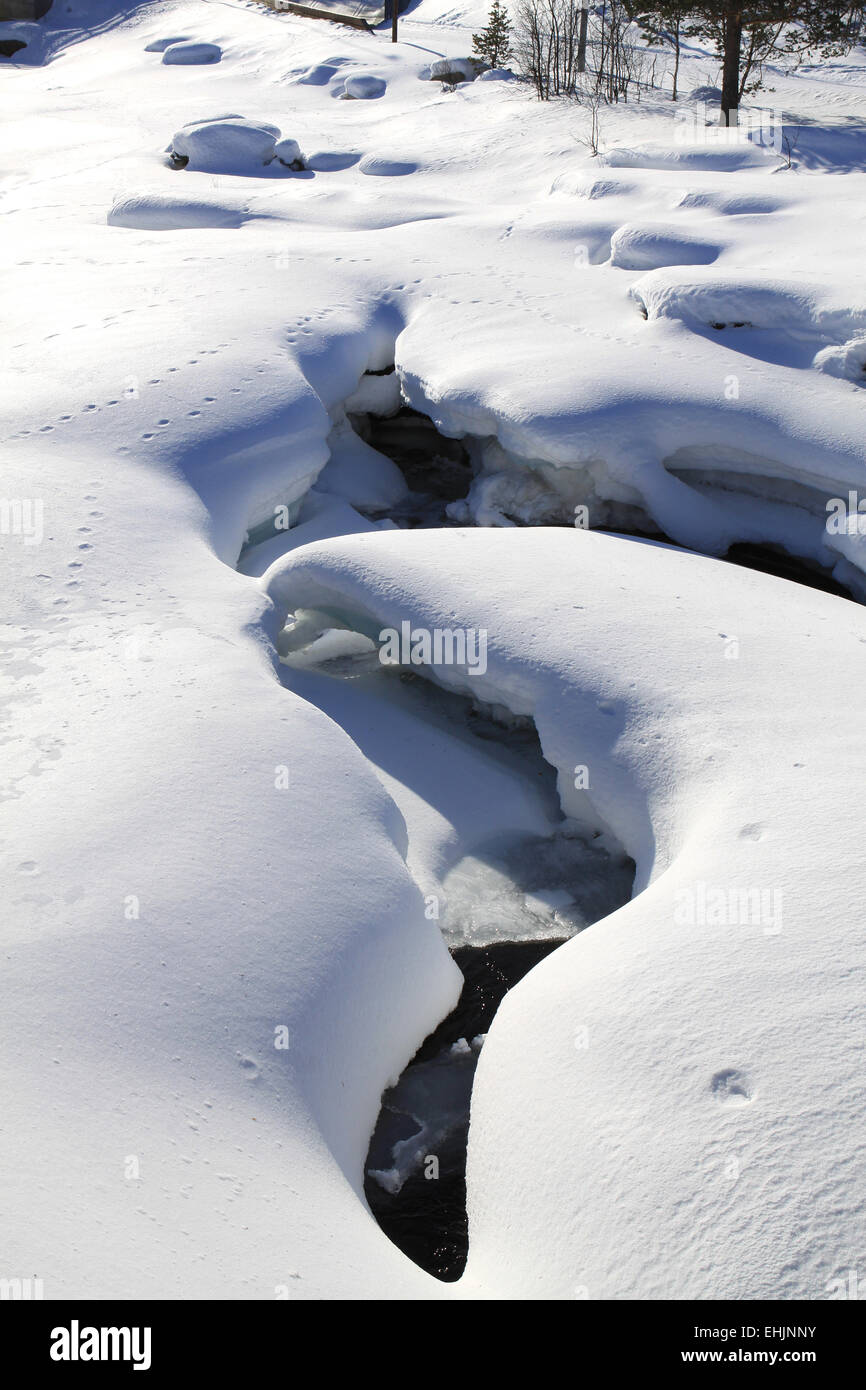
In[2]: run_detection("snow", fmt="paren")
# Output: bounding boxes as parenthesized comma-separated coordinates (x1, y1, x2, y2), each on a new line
(2, 0, 866, 1301)
(339, 73, 387, 100)
(265, 525, 866, 1296)
(107, 190, 257, 228)
(143, 35, 192, 53)
(168, 117, 282, 172)
(161, 40, 222, 65)
(609, 222, 721, 270)
(428, 57, 481, 82)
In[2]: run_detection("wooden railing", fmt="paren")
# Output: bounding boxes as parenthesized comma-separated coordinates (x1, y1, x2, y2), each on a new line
(258, 0, 380, 30)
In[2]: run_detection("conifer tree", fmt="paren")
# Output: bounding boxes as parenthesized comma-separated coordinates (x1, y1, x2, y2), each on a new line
(473, 0, 514, 69)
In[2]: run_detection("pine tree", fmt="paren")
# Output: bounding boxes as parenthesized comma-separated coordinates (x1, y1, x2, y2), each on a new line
(473, 0, 514, 70)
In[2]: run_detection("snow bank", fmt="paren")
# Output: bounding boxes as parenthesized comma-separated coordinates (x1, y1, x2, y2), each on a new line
(264, 525, 866, 1298)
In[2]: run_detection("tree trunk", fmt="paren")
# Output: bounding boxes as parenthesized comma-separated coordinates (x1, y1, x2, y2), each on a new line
(721, 8, 743, 126)
(672, 19, 680, 101)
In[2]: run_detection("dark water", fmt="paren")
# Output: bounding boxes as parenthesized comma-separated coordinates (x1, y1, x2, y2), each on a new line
(364, 937, 568, 1282)
(349, 405, 474, 525)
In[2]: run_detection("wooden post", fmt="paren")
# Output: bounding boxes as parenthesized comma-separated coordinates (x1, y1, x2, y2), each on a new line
(577, 5, 588, 73)
(391, 0, 398, 43)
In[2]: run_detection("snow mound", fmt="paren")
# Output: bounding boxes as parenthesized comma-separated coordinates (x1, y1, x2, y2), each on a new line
(478, 68, 513, 82)
(814, 336, 866, 385)
(631, 268, 866, 341)
(305, 150, 361, 171)
(144, 36, 191, 53)
(689, 85, 724, 102)
(610, 222, 721, 270)
(338, 73, 387, 100)
(107, 192, 253, 230)
(602, 140, 780, 171)
(358, 154, 416, 177)
(551, 172, 637, 199)
(162, 41, 222, 66)
(676, 189, 781, 215)
(274, 137, 305, 169)
(167, 118, 282, 174)
(288, 57, 351, 86)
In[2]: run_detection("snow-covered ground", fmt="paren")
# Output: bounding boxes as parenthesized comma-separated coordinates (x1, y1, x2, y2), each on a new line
(2, 0, 865, 1299)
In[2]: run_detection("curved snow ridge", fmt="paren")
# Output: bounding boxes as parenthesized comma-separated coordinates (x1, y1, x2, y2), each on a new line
(262, 525, 866, 1298)
(631, 268, 866, 342)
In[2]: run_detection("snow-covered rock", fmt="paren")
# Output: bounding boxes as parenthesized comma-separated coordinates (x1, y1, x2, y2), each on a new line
(814, 336, 866, 385)
(162, 40, 222, 65)
(273, 137, 305, 169)
(340, 73, 386, 100)
(167, 117, 281, 173)
(428, 57, 483, 83)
